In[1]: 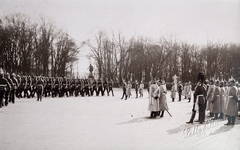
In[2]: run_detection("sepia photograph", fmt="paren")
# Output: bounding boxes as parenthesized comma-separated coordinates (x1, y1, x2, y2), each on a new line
(0, 0, 240, 150)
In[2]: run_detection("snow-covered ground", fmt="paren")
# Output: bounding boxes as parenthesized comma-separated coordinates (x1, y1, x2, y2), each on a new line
(0, 88, 240, 150)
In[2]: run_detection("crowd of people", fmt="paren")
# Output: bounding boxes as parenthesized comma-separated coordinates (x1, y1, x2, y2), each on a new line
(1, 68, 239, 126)
(121, 80, 145, 100)
(147, 73, 240, 126)
(0, 69, 116, 108)
(182, 73, 239, 125)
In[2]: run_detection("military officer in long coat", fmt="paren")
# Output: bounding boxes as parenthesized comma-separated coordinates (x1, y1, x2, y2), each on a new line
(148, 79, 159, 118)
(154, 79, 169, 117)
(211, 80, 221, 120)
(186, 82, 192, 102)
(219, 81, 225, 119)
(139, 81, 144, 98)
(225, 78, 239, 125)
(171, 82, 176, 102)
(206, 79, 215, 117)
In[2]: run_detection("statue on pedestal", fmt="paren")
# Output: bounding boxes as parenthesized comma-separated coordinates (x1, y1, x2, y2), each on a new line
(172, 74, 178, 91)
(88, 64, 94, 79)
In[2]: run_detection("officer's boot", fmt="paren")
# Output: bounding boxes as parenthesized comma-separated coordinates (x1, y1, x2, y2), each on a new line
(160, 111, 164, 117)
(202, 111, 206, 122)
(210, 112, 214, 117)
(224, 116, 232, 125)
(157, 111, 160, 116)
(212, 113, 218, 120)
(232, 116, 236, 125)
(149, 112, 154, 118)
(199, 112, 205, 124)
(219, 113, 224, 119)
(186, 110, 196, 124)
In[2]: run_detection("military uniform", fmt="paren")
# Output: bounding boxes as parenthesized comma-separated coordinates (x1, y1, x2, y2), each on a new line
(0, 71, 10, 108)
(178, 82, 183, 101)
(69, 79, 76, 97)
(97, 79, 103, 96)
(84, 79, 90, 96)
(225, 79, 239, 125)
(103, 79, 108, 96)
(5, 73, 14, 106)
(75, 79, 81, 97)
(30, 76, 37, 98)
(121, 82, 127, 100)
(91, 79, 97, 96)
(36, 77, 44, 101)
(53, 78, 60, 97)
(108, 80, 114, 96)
(10, 73, 19, 103)
(44, 77, 52, 97)
(24, 76, 32, 98)
(18, 76, 27, 98)
(135, 80, 139, 98)
(61, 77, 68, 97)
(186, 73, 207, 124)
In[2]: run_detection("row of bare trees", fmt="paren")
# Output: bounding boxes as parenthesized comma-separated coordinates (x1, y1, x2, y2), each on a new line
(1, 13, 239, 83)
(87, 30, 240, 84)
(0, 13, 81, 77)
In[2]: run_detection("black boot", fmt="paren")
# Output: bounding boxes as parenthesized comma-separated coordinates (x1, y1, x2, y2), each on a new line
(188, 98, 191, 103)
(199, 112, 205, 124)
(186, 110, 196, 124)
(157, 111, 160, 116)
(202, 111, 205, 123)
(212, 113, 218, 120)
(225, 116, 232, 125)
(149, 112, 154, 118)
(150, 112, 157, 118)
(172, 98, 174, 102)
(218, 113, 224, 119)
(210, 112, 214, 117)
(160, 111, 164, 117)
(232, 116, 236, 125)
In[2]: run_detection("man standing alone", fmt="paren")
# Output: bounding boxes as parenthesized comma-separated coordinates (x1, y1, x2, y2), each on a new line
(178, 81, 183, 101)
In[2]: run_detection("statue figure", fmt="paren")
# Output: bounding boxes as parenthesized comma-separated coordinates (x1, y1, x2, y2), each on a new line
(88, 64, 93, 75)
(88, 64, 94, 79)
(172, 74, 178, 91)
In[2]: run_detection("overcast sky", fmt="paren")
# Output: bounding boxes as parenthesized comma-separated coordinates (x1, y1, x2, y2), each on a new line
(1, 0, 240, 76)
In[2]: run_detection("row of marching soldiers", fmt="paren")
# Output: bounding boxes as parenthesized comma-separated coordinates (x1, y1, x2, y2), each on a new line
(186, 72, 240, 125)
(0, 71, 115, 108)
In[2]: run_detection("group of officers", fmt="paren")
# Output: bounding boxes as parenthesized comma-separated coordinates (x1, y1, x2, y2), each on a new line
(147, 72, 240, 126)
(0, 69, 115, 108)
(185, 73, 240, 125)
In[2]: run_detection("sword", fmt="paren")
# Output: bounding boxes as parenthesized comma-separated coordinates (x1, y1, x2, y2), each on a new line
(166, 110, 172, 117)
